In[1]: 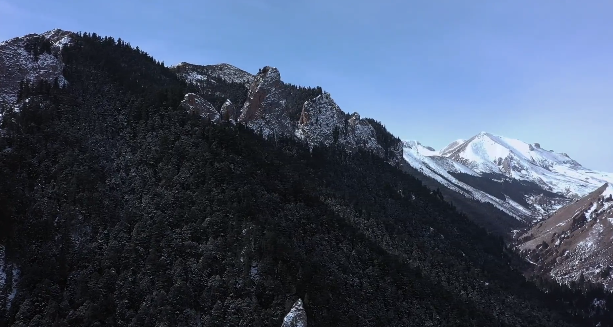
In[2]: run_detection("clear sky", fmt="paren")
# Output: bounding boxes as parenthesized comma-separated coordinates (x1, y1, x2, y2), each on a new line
(1, 0, 612, 171)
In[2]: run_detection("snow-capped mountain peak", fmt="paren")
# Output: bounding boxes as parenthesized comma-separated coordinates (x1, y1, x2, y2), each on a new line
(439, 132, 610, 198)
(402, 140, 438, 156)
(445, 132, 581, 172)
(401, 131, 613, 225)
(439, 139, 466, 156)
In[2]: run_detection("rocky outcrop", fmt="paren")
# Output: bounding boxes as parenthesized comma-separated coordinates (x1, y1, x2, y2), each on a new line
(281, 299, 307, 327)
(0, 245, 19, 311)
(220, 99, 238, 123)
(296, 92, 384, 156)
(180, 93, 220, 123)
(0, 29, 72, 105)
(518, 183, 613, 289)
(296, 91, 345, 145)
(239, 66, 292, 139)
(171, 62, 254, 89)
(171, 63, 401, 163)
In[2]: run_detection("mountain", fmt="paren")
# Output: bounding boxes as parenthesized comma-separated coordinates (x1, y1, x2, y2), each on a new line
(443, 132, 612, 199)
(518, 183, 613, 288)
(402, 140, 536, 221)
(0, 29, 603, 326)
(402, 132, 613, 226)
(404, 132, 613, 289)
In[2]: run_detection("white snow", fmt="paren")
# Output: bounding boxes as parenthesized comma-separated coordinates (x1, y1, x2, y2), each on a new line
(585, 201, 599, 221)
(1, 30, 70, 105)
(439, 139, 466, 156)
(0, 245, 5, 287)
(281, 299, 307, 327)
(603, 184, 613, 198)
(505, 195, 533, 216)
(7, 267, 19, 307)
(0, 245, 19, 310)
(439, 132, 613, 199)
(402, 131, 613, 222)
(402, 141, 532, 221)
(174, 62, 254, 87)
(576, 220, 604, 252)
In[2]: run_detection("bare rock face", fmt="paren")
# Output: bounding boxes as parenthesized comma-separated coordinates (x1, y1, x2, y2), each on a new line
(296, 92, 384, 157)
(220, 99, 238, 123)
(0, 29, 73, 105)
(180, 93, 220, 123)
(239, 66, 292, 139)
(281, 299, 307, 327)
(296, 91, 346, 145)
(0, 245, 20, 311)
(518, 183, 613, 289)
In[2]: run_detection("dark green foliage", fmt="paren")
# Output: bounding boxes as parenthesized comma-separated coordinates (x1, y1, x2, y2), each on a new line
(0, 32, 604, 327)
(401, 163, 527, 236)
(198, 76, 248, 111)
(364, 118, 402, 161)
(281, 83, 323, 122)
(23, 35, 53, 60)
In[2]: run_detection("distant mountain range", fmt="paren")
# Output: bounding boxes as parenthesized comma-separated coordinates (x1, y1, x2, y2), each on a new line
(403, 132, 613, 223)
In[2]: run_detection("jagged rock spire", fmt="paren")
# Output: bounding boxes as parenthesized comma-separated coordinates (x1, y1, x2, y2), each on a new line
(281, 299, 307, 327)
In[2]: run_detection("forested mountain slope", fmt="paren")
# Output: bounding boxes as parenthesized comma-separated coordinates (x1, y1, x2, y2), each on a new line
(0, 31, 607, 326)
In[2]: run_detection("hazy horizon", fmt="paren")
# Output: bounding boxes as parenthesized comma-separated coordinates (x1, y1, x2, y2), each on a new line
(1, 0, 612, 171)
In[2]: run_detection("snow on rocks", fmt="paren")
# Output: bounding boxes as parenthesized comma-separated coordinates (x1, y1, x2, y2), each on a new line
(0, 245, 20, 311)
(239, 66, 293, 139)
(402, 141, 536, 222)
(171, 62, 254, 89)
(518, 184, 613, 289)
(0, 29, 73, 105)
(443, 132, 612, 198)
(180, 93, 220, 122)
(281, 299, 307, 327)
(220, 99, 239, 123)
(296, 92, 384, 156)
(403, 131, 613, 223)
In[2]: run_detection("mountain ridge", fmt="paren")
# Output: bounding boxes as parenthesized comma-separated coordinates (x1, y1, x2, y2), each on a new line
(1, 29, 612, 319)
(517, 183, 613, 289)
(404, 131, 613, 222)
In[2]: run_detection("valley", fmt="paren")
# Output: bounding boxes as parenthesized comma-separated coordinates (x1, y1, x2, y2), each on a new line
(0, 29, 612, 326)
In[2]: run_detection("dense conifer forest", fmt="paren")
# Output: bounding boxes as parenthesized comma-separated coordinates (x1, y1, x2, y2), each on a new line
(0, 32, 612, 326)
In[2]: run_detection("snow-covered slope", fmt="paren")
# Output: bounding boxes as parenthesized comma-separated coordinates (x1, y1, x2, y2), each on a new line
(518, 183, 613, 289)
(402, 132, 613, 223)
(444, 132, 612, 198)
(403, 141, 533, 221)
(439, 139, 465, 156)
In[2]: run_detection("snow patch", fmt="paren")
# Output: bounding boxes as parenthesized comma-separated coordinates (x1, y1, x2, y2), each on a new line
(585, 201, 598, 221)
(0, 245, 19, 310)
(403, 141, 532, 221)
(281, 299, 307, 327)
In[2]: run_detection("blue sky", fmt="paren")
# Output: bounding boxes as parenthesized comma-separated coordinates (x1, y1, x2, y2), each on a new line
(1, 0, 612, 171)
